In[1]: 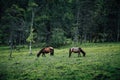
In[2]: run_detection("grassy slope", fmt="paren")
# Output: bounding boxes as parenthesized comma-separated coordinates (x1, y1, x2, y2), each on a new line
(0, 43, 120, 80)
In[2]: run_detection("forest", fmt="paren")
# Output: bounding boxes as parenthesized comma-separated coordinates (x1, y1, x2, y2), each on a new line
(0, 0, 120, 48)
(0, 0, 120, 80)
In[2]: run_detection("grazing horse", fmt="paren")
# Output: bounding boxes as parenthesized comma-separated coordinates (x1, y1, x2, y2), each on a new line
(37, 47, 54, 57)
(69, 47, 86, 57)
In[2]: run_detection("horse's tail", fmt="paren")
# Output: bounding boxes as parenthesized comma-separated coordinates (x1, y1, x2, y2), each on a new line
(80, 48, 86, 57)
(50, 48, 54, 56)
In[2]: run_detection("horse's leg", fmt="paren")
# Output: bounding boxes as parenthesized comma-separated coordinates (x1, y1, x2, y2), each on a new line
(42, 53, 46, 57)
(44, 53, 46, 57)
(78, 52, 81, 57)
(78, 52, 80, 57)
(42, 53, 44, 57)
(50, 52, 52, 56)
(42, 53, 44, 56)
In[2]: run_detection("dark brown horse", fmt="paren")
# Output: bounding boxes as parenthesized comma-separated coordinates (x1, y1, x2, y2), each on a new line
(37, 47, 54, 57)
(69, 47, 86, 57)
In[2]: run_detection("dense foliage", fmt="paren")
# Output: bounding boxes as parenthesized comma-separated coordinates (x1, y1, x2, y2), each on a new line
(0, 0, 120, 47)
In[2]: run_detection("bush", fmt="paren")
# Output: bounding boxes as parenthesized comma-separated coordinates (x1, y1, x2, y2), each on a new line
(50, 28, 67, 47)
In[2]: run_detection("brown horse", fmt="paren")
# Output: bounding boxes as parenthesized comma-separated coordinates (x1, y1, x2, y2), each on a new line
(69, 47, 86, 57)
(37, 47, 54, 57)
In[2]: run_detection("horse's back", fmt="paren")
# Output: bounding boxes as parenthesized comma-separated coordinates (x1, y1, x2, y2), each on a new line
(70, 47, 80, 52)
(43, 47, 54, 53)
(44, 48, 50, 52)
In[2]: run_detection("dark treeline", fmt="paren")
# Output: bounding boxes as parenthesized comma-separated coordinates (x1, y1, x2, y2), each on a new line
(0, 0, 120, 47)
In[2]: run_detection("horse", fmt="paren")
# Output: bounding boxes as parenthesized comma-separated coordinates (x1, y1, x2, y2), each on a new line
(69, 47, 86, 57)
(37, 47, 54, 57)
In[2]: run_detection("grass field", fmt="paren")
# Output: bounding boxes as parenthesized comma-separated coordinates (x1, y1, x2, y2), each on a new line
(0, 43, 120, 80)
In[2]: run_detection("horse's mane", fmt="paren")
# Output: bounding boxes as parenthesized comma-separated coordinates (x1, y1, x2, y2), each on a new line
(37, 48, 45, 57)
(79, 48, 86, 56)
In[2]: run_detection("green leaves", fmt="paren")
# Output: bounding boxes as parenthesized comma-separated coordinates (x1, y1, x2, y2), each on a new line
(64, 12, 74, 20)
(50, 28, 67, 47)
(26, 27, 36, 43)
(0, 0, 119, 45)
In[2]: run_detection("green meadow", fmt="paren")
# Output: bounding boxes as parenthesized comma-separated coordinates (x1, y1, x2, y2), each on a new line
(0, 43, 120, 80)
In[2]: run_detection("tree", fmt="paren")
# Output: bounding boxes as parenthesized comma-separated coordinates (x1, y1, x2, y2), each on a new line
(50, 28, 67, 47)
(26, 0, 38, 55)
(3, 4, 25, 58)
(0, 0, 120, 48)
(26, 27, 36, 54)
(117, 7, 120, 41)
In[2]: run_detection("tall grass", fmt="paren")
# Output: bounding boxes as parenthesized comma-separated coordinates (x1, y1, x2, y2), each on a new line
(0, 42, 120, 80)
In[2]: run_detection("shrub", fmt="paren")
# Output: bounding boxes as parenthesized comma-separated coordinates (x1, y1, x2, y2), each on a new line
(50, 28, 67, 47)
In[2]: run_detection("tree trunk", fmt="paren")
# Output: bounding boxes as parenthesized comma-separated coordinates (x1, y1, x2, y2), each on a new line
(9, 32, 13, 58)
(117, 9, 120, 41)
(74, 0, 80, 45)
(9, 41, 13, 58)
(84, 33, 87, 42)
(29, 8, 34, 55)
(46, 20, 51, 45)
(29, 40, 32, 55)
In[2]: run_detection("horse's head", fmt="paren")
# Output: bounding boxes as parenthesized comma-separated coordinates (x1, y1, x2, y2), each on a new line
(83, 52, 86, 57)
(79, 48, 86, 57)
(50, 47, 54, 56)
(37, 48, 44, 57)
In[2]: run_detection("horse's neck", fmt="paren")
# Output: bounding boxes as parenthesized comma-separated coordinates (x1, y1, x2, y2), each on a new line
(40, 48, 44, 53)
